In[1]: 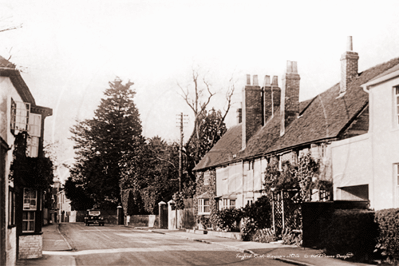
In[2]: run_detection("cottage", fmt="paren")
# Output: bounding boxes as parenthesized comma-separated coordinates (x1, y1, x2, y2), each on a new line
(193, 37, 399, 227)
(0, 56, 52, 264)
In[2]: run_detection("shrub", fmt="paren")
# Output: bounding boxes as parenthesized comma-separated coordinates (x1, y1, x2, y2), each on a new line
(242, 196, 272, 229)
(252, 228, 277, 243)
(240, 217, 257, 241)
(212, 208, 243, 232)
(321, 209, 378, 260)
(375, 208, 399, 262)
(282, 227, 302, 246)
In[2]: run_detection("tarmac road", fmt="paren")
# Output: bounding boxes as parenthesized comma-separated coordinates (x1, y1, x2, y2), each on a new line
(58, 223, 288, 265)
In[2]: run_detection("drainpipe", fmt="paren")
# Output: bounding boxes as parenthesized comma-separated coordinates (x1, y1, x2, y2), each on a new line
(362, 85, 375, 209)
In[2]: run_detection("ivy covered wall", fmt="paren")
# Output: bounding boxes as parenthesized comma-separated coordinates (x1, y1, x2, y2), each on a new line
(193, 169, 217, 228)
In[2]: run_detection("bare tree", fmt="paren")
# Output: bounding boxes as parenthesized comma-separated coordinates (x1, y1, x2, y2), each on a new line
(178, 67, 235, 159)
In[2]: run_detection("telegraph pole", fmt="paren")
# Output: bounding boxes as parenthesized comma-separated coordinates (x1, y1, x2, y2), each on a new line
(176, 112, 188, 193)
(179, 112, 183, 192)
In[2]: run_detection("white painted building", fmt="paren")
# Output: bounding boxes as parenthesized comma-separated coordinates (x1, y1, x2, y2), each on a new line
(332, 64, 399, 210)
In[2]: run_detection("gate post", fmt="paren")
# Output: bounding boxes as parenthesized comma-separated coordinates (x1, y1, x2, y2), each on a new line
(158, 201, 166, 229)
(117, 205, 123, 225)
(281, 190, 285, 233)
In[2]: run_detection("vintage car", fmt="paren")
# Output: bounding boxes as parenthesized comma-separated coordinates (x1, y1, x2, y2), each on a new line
(84, 209, 105, 226)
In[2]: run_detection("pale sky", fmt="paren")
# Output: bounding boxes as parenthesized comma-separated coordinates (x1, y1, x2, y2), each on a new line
(2, 0, 399, 182)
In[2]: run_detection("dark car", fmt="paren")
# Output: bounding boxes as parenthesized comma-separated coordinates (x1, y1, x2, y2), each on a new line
(84, 210, 105, 226)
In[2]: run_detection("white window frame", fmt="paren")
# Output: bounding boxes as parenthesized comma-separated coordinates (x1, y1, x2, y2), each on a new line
(395, 163, 399, 186)
(198, 198, 210, 214)
(22, 211, 35, 233)
(394, 87, 399, 126)
(23, 188, 37, 210)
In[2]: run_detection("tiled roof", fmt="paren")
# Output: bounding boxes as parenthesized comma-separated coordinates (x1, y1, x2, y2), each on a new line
(194, 57, 399, 171)
(193, 124, 242, 170)
(0, 55, 36, 105)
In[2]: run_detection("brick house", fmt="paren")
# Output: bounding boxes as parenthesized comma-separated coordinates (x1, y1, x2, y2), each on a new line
(193, 37, 399, 226)
(0, 56, 52, 264)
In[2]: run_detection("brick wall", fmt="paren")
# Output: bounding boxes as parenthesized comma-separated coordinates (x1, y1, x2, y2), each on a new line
(18, 234, 42, 259)
(263, 75, 280, 124)
(340, 51, 359, 94)
(242, 76, 263, 148)
(281, 61, 300, 135)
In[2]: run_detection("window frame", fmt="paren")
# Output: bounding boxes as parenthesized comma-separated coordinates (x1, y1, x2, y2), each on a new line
(394, 86, 399, 127)
(198, 198, 210, 215)
(395, 164, 399, 186)
(22, 211, 35, 233)
(10, 98, 16, 134)
(23, 188, 37, 211)
(8, 187, 15, 227)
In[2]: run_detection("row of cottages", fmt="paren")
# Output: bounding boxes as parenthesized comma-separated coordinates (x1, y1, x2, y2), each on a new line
(193, 37, 399, 223)
(0, 56, 52, 265)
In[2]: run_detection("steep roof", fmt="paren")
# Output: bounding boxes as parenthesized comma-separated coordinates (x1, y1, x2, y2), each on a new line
(0, 55, 36, 105)
(194, 57, 399, 171)
(193, 124, 242, 170)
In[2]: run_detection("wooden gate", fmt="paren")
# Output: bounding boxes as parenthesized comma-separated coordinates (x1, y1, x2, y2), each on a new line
(160, 204, 168, 229)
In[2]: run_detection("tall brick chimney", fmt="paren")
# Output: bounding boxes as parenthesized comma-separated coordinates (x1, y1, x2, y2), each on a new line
(263, 75, 281, 125)
(340, 36, 359, 95)
(280, 61, 300, 136)
(242, 74, 263, 149)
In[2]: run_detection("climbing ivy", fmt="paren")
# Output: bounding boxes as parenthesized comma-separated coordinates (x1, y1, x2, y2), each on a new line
(9, 132, 54, 189)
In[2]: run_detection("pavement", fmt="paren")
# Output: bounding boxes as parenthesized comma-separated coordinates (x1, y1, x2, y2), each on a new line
(135, 227, 373, 266)
(16, 224, 76, 266)
(16, 223, 372, 266)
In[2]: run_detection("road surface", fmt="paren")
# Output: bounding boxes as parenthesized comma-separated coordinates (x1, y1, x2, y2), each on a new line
(58, 223, 288, 265)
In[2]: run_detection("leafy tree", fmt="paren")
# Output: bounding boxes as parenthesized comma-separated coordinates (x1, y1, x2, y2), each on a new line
(64, 177, 94, 211)
(120, 136, 179, 214)
(68, 78, 144, 209)
(183, 108, 228, 197)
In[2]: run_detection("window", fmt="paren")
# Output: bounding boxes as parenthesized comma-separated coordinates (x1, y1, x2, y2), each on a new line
(198, 199, 210, 214)
(221, 198, 236, 209)
(203, 171, 210, 186)
(396, 164, 399, 186)
(395, 87, 399, 125)
(10, 98, 16, 134)
(22, 211, 35, 232)
(23, 188, 37, 210)
(8, 188, 15, 227)
(27, 113, 41, 158)
(15, 102, 30, 133)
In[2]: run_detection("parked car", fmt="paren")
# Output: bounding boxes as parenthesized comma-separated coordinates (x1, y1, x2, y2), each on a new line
(84, 209, 105, 226)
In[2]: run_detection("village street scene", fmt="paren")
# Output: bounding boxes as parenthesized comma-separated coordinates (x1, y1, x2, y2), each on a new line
(1, 1, 399, 266)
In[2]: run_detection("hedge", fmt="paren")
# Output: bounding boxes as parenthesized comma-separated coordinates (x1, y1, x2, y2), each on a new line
(321, 209, 378, 260)
(375, 208, 399, 262)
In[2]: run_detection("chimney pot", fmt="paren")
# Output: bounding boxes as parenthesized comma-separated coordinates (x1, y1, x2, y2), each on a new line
(246, 74, 251, 85)
(253, 75, 258, 86)
(286, 61, 292, 73)
(272, 75, 278, 86)
(264, 75, 271, 86)
(347, 36, 353, 51)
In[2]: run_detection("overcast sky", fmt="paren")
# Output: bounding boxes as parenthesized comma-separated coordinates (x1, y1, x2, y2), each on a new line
(2, 0, 399, 181)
